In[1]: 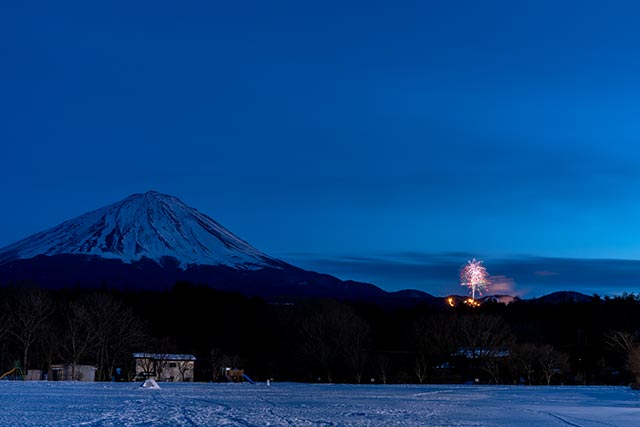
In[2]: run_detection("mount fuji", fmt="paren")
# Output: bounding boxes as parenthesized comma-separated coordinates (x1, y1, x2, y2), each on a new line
(0, 191, 419, 302)
(0, 191, 280, 269)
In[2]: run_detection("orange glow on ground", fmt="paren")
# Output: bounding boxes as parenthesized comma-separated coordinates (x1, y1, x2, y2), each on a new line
(465, 298, 481, 307)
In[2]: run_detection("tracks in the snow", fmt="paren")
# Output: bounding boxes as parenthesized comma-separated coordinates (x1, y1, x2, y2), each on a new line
(526, 409, 620, 427)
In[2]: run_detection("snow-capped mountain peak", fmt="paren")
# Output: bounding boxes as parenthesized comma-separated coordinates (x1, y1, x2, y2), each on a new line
(0, 191, 279, 269)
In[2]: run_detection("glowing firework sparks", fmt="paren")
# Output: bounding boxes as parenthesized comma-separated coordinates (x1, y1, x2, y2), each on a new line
(460, 258, 490, 300)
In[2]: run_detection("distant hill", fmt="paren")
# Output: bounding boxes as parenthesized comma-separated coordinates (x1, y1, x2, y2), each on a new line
(529, 291, 593, 304)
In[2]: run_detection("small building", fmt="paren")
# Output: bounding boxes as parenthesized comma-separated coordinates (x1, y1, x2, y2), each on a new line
(454, 347, 510, 359)
(132, 353, 196, 382)
(48, 364, 97, 382)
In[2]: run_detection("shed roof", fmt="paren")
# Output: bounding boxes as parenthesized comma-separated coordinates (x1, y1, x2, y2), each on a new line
(453, 347, 509, 358)
(132, 353, 196, 361)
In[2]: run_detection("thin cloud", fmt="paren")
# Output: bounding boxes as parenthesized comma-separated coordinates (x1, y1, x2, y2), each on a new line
(535, 270, 559, 277)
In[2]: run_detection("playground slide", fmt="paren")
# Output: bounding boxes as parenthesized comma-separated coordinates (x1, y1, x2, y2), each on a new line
(242, 374, 255, 384)
(0, 368, 16, 380)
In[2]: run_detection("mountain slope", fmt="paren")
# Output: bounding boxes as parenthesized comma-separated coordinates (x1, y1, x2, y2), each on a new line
(0, 191, 398, 301)
(0, 191, 279, 269)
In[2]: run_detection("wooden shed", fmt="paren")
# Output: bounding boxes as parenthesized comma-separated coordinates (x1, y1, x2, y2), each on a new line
(132, 353, 196, 382)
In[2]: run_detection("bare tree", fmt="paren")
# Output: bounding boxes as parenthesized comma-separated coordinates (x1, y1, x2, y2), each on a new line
(299, 301, 341, 382)
(154, 357, 171, 381)
(455, 315, 513, 383)
(7, 289, 54, 371)
(339, 309, 371, 384)
(0, 307, 9, 341)
(374, 353, 391, 384)
(300, 300, 371, 383)
(415, 353, 429, 384)
(509, 343, 569, 385)
(149, 337, 176, 381)
(209, 348, 230, 382)
(607, 330, 640, 386)
(81, 294, 146, 381)
(511, 343, 539, 385)
(36, 321, 60, 377)
(60, 300, 97, 380)
(176, 359, 194, 381)
(0, 305, 10, 369)
(414, 314, 457, 383)
(538, 344, 569, 385)
(227, 354, 242, 370)
(135, 355, 156, 379)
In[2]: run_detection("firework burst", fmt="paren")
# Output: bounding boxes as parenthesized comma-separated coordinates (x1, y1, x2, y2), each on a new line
(460, 258, 490, 300)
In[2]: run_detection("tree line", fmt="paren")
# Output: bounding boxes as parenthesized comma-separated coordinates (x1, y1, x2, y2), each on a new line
(1, 283, 639, 385)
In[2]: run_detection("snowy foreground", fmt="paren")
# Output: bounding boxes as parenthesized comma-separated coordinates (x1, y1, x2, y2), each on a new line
(0, 382, 638, 427)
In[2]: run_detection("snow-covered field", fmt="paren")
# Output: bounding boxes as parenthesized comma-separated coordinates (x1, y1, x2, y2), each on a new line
(0, 382, 637, 426)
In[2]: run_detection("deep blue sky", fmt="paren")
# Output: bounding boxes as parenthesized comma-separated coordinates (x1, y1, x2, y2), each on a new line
(2, 1, 640, 297)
